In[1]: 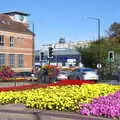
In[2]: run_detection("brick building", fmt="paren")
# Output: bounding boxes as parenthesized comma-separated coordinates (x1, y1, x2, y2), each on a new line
(0, 11, 34, 72)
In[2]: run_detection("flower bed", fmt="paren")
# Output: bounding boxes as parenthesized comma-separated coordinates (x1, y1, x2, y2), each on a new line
(0, 83, 119, 113)
(0, 80, 95, 92)
(0, 79, 119, 119)
(79, 90, 120, 118)
(48, 80, 96, 86)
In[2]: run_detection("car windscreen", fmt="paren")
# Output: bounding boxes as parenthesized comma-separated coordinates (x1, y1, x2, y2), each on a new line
(15, 72, 32, 76)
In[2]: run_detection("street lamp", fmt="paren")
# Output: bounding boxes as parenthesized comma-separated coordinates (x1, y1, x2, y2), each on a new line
(32, 23, 35, 67)
(88, 17, 101, 44)
(29, 21, 42, 68)
(88, 17, 101, 79)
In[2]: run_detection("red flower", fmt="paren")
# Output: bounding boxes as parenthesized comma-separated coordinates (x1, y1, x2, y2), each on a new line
(0, 80, 96, 92)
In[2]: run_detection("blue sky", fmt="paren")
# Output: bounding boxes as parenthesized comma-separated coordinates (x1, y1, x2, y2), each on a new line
(0, 0, 120, 50)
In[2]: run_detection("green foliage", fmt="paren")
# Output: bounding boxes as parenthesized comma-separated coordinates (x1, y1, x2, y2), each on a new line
(76, 38, 120, 80)
(109, 22, 120, 38)
(76, 22, 120, 80)
(76, 40, 100, 68)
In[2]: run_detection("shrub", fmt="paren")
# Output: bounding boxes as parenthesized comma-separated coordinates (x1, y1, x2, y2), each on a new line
(0, 65, 15, 80)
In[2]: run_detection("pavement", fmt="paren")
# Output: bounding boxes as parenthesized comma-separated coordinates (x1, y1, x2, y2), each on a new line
(0, 81, 39, 87)
(0, 104, 36, 120)
(0, 104, 112, 120)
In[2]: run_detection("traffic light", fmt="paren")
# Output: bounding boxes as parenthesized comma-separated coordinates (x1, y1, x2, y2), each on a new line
(108, 51, 114, 62)
(110, 53, 113, 58)
(40, 52, 44, 60)
(49, 47, 53, 57)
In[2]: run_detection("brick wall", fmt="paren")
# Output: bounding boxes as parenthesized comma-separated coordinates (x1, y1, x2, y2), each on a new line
(0, 31, 34, 72)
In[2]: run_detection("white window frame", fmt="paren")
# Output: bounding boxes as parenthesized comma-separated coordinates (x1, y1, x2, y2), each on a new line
(10, 36, 14, 47)
(0, 54, 5, 66)
(9, 54, 15, 67)
(0, 35, 4, 46)
(18, 54, 24, 67)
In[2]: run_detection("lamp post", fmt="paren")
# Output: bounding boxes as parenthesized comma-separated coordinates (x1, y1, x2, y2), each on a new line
(29, 21, 42, 68)
(88, 17, 101, 44)
(88, 17, 101, 80)
(28, 22, 35, 70)
(32, 23, 35, 68)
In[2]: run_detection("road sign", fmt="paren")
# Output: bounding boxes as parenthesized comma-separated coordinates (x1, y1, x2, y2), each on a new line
(97, 63, 102, 69)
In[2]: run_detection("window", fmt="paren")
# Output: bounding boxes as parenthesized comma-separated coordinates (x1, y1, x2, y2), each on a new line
(10, 36, 14, 47)
(0, 54, 5, 66)
(9, 54, 15, 67)
(0, 35, 4, 46)
(18, 54, 24, 67)
(19, 15, 24, 21)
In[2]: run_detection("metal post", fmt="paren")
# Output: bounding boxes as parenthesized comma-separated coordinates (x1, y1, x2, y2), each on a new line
(32, 23, 35, 67)
(97, 18, 101, 80)
(41, 60, 43, 67)
(56, 55, 58, 66)
(98, 18, 100, 42)
(48, 58, 50, 65)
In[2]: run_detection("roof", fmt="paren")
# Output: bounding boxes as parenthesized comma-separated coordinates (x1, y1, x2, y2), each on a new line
(53, 48, 80, 56)
(0, 14, 33, 35)
(35, 48, 80, 56)
(3, 11, 30, 16)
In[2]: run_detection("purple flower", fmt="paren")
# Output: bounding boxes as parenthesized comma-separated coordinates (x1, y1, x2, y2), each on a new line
(79, 90, 120, 118)
(80, 108, 90, 115)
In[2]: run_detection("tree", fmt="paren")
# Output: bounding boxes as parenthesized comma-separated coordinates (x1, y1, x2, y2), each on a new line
(76, 38, 120, 80)
(109, 22, 120, 42)
(76, 41, 99, 68)
(76, 22, 120, 80)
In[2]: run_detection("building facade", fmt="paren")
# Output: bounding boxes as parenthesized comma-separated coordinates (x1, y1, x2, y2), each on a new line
(0, 11, 34, 72)
(35, 38, 82, 67)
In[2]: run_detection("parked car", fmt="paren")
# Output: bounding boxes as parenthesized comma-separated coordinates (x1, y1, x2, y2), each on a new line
(56, 70, 72, 81)
(14, 71, 38, 81)
(69, 68, 99, 81)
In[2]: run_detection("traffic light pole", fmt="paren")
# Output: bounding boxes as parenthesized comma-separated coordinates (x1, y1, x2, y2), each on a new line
(41, 60, 43, 67)
(110, 60, 112, 78)
(48, 58, 50, 65)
